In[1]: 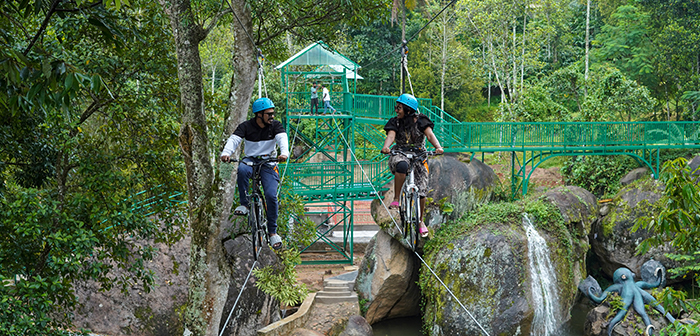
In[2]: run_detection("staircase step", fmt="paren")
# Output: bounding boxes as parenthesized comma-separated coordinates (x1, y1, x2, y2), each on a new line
(316, 290, 351, 297)
(315, 292, 357, 304)
(322, 286, 349, 293)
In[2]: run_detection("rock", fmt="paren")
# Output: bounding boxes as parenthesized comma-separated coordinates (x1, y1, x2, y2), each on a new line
(583, 304, 668, 336)
(220, 235, 281, 336)
(422, 197, 590, 335)
(72, 237, 190, 335)
(338, 315, 373, 336)
(578, 275, 602, 298)
(290, 328, 325, 336)
(544, 186, 598, 236)
(620, 167, 649, 186)
(599, 205, 610, 217)
(590, 178, 683, 282)
(640, 259, 667, 288)
(426, 156, 497, 222)
(688, 155, 700, 177)
(354, 230, 421, 325)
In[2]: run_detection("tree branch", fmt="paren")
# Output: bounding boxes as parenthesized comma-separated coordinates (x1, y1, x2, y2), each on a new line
(24, 0, 62, 55)
(55, 0, 102, 12)
(202, 1, 231, 37)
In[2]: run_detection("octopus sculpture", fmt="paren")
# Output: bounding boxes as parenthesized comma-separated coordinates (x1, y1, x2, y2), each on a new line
(581, 261, 675, 336)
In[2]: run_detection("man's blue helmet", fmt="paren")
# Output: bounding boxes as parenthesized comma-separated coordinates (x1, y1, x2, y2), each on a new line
(252, 97, 275, 114)
(396, 93, 419, 113)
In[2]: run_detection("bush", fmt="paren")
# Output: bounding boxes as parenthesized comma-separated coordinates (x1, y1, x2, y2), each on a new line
(561, 155, 637, 197)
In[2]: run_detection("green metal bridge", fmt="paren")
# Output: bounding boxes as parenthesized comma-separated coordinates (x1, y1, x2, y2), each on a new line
(276, 41, 700, 264)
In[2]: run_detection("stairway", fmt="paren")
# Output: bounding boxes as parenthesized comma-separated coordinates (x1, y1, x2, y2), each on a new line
(315, 271, 358, 304)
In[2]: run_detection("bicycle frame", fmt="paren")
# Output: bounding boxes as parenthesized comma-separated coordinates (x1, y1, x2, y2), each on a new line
(235, 156, 279, 260)
(390, 149, 435, 250)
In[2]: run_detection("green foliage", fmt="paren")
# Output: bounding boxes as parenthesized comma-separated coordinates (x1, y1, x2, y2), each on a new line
(603, 292, 626, 320)
(276, 178, 317, 249)
(634, 158, 700, 286)
(658, 320, 700, 336)
(252, 248, 309, 307)
(652, 287, 700, 317)
(0, 1, 184, 334)
(561, 155, 638, 197)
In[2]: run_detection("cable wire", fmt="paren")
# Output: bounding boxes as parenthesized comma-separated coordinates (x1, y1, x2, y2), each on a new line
(360, 0, 458, 70)
(219, 259, 258, 336)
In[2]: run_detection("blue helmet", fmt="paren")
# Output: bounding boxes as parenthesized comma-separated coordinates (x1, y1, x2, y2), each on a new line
(396, 93, 419, 113)
(252, 97, 275, 114)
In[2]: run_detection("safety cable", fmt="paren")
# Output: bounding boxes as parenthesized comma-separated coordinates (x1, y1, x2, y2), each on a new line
(225, 0, 258, 53)
(360, 0, 458, 70)
(225, 0, 268, 99)
(403, 60, 415, 96)
(414, 252, 491, 335)
(327, 114, 491, 336)
(219, 259, 258, 336)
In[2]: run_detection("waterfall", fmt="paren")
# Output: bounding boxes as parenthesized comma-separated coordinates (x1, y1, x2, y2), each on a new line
(523, 213, 562, 335)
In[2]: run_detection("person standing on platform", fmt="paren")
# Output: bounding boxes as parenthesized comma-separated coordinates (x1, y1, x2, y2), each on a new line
(321, 83, 336, 114)
(310, 82, 319, 114)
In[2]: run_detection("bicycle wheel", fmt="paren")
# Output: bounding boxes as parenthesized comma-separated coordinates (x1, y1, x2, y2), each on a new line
(256, 199, 267, 248)
(408, 192, 420, 250)
(249, 201, 260, 260)
(398, 186, 409, 238)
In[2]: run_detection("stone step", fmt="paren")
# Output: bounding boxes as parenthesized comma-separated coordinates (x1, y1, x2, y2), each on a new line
(316, 290, 351, 297)
(323, 280, 355, 291)
(315, 292, 358, 304)
(321, 286, 349, 293)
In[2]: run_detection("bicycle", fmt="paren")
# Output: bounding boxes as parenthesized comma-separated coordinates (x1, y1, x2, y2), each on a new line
(389, 148, 437, 251)
(229, 156, 280, 260)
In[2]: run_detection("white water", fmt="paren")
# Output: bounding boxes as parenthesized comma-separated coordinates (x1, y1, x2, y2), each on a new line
(524, 213, 562, 335)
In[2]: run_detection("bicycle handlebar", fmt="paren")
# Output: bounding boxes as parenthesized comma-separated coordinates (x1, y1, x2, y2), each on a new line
(225, 156, 281, 165)
(388, 149, 440, 159)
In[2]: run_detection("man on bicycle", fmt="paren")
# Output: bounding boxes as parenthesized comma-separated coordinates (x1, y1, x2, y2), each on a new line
(220, 97, 289, 250)
(380, 93, 444, 238)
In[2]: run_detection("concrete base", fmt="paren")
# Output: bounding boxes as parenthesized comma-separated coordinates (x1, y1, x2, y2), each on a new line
(257, 293, 316, 336)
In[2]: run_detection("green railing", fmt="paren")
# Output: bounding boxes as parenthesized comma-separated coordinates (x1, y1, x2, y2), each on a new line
(285, 91, 346, 114)
(280, 160, 390, 199)
(439, 122, 700, 151)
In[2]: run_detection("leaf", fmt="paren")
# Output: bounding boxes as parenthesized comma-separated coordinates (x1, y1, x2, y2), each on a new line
(65, 74, 74, 91)
(91, 74, 102, 92)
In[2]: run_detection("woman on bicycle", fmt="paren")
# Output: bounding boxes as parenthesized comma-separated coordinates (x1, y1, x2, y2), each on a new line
(380, 93, 444, 238)
(220, 97, 289, 250)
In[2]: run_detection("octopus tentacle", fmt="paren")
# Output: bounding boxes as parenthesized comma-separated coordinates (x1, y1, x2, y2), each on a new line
(633, 291, 653, 333)
(608, 304, 631, 336)
(640, 289, 676, 324)
(637, 268, 663, 289)
(590, 284, 622, 304)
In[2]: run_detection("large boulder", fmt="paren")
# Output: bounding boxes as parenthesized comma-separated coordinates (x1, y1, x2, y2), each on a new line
(590, 177, 681, 281)
(72, 237, 190, 335)
(338, 315, 373, 336)
(421, 196, 592, 335)
(72, 218, 281, 336)
(354, 230, 421, 325)
(426, 155, 497, 220)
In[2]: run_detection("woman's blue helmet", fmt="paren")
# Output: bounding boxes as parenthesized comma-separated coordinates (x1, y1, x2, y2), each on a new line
(252, 97, 275, 114)
(396, 93, 419, 113)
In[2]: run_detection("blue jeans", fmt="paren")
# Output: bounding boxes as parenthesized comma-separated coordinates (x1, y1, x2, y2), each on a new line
(237, 159, 280, 234)
(323, 100, 336, 114)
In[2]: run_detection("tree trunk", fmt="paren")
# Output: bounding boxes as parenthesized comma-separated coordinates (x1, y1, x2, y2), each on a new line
(159, 1, 233, 335)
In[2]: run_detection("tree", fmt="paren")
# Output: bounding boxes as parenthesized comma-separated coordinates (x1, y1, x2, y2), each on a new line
(157, 1, 386, 334)
(0, 1, 184, 334)
(634, 157, 700, 288)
